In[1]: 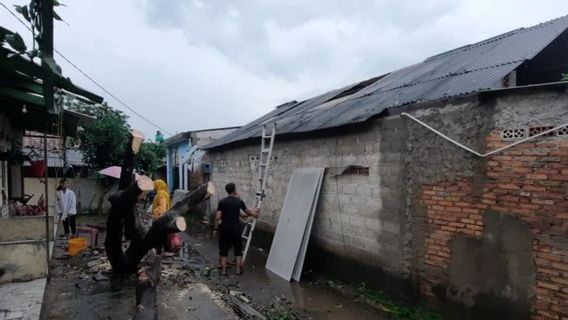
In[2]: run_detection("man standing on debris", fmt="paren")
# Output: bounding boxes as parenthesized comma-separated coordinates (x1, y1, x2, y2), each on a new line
(55, 178, 77, 238)
(215, 183, 259, 275)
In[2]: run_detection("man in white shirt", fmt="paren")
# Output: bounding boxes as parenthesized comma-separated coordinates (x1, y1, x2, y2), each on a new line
(55, 178, 77, 238)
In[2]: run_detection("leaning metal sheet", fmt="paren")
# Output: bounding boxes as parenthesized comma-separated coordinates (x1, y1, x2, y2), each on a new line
(292, 171, 324, 281)
(266, 168, 325, 281)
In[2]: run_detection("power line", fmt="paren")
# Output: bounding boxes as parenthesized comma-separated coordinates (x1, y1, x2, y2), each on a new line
(0, 2, 174, 136)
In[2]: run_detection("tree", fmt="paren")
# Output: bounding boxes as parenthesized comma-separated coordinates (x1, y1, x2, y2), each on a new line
(135, 142, 166, 175)
(67, 101, 130, 171)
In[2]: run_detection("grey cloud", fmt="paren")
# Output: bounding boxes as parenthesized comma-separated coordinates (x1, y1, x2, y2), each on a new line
(2, 0, 567, 137)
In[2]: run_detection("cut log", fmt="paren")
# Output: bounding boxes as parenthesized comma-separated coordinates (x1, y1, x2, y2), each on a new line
(105, 182, 215, 274)
(133, 250, 161, 320)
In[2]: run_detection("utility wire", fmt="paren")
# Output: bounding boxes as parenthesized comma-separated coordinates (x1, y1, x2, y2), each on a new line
(0, 2, 174, 136)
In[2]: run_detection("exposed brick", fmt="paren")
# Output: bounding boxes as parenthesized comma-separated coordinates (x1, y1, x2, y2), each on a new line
(539, 268, 561, 277)
(552, 263, 568, 272)
(537, 252, 563, 263)
(551, 277, 568, 286)
(466, 224, 483, 231)
(538, 281, 561, 291)
(536, 310, 560, 319)
(448, 222, 465, 228)
(498, 184, 521, 190)
(441, 226, 457, 232)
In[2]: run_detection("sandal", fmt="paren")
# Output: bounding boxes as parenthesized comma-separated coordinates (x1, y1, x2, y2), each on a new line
(235, 269, 244, 275)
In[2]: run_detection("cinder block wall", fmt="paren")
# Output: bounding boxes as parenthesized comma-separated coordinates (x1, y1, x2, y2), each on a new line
(207, 87, 568, 318)
(206, 124, 407, 277)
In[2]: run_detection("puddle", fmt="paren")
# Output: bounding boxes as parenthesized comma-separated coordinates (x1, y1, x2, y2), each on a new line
(184, 223, 384, 320)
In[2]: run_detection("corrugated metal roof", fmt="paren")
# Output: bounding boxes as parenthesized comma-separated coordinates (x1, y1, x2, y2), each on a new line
(205, 15, 568, 150)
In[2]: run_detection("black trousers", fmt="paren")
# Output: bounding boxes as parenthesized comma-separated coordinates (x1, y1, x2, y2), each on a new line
(62, 215, 76, 236)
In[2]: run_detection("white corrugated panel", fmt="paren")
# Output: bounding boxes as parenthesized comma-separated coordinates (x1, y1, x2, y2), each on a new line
(266, 168, 325, 281)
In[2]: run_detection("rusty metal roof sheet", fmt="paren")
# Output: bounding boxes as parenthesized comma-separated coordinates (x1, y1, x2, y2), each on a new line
(204, 15, 568, 150)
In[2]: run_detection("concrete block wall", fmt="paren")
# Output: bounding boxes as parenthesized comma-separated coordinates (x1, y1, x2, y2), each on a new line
(206, 123, 407, 276)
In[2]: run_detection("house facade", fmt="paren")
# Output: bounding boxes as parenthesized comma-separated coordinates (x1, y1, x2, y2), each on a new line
(0, 25, 103, 284)
(203, 16, 568, 318)
(163, 127, 238, 191)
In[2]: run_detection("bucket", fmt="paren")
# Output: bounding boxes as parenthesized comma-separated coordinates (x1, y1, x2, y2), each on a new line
(68, 237, 87, 256)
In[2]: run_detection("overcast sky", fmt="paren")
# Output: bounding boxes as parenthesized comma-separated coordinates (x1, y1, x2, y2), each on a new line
(1, 0, 567, 138)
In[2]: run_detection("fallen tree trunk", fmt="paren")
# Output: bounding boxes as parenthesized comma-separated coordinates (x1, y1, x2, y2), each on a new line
(133, 250, 161, 320)
(104, 180, 215, 274)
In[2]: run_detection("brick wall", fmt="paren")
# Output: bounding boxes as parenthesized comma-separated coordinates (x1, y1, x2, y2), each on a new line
(419, 133, 568, 319)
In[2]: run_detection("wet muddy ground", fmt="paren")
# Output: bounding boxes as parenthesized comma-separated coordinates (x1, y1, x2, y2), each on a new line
(40, 214, 235, 320)
(184, 222, 385, 320)
(40, 211, 389, 320)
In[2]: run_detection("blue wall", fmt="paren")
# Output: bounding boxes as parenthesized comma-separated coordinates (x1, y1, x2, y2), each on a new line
(166, 140, 192, 192)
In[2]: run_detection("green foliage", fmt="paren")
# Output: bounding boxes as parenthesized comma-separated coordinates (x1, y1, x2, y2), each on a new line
(135, 142, 166, 175)
(14, 5, 30, 22)
(562, 73, 568, 81)
(265, 304, 295, 320)
(357, 282, 443, 320)
(68, 101, 130, 171)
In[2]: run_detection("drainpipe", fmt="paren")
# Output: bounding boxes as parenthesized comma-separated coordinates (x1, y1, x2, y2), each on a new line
(166, 147, 174, 192)
(183, 162, 189, 190)
(178, 150, 182, 190)
(401, 112, 568, 157)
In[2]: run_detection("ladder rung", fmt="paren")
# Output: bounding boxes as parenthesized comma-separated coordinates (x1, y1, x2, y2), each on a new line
(242, 235, 249, 240)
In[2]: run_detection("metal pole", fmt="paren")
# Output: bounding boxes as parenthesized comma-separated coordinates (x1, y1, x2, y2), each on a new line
(40, 0, 55, 271)
(43, 125, 50, 267)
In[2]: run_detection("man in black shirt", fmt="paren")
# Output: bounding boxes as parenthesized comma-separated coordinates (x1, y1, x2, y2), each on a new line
(215, 182, 259, 275)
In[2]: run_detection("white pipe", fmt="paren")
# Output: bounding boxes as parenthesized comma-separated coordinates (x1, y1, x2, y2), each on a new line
(401, 112, 568, 158)
(178, 152, 183, 189)
(183, 162, 189, 190)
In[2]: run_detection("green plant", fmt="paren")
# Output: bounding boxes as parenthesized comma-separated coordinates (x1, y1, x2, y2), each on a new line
(562, 73, 568, 81)
(265, 303, 295, 320)
(2, 0, 67, 59)
(357, 282, 443, 320)
(67, 101, 131, 171)
(135, 142, 166, 175)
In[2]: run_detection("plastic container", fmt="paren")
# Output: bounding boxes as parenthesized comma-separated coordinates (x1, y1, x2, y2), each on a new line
(68, 237, 87, 256)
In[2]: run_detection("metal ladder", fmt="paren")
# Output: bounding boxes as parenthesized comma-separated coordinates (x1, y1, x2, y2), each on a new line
(242, 123, 276, 262)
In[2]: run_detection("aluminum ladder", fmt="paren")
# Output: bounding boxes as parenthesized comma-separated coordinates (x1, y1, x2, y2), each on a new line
(242, 123, 276, 262)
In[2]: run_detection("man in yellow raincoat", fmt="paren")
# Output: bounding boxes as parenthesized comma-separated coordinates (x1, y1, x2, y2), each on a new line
(152, 179, 171, 220)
